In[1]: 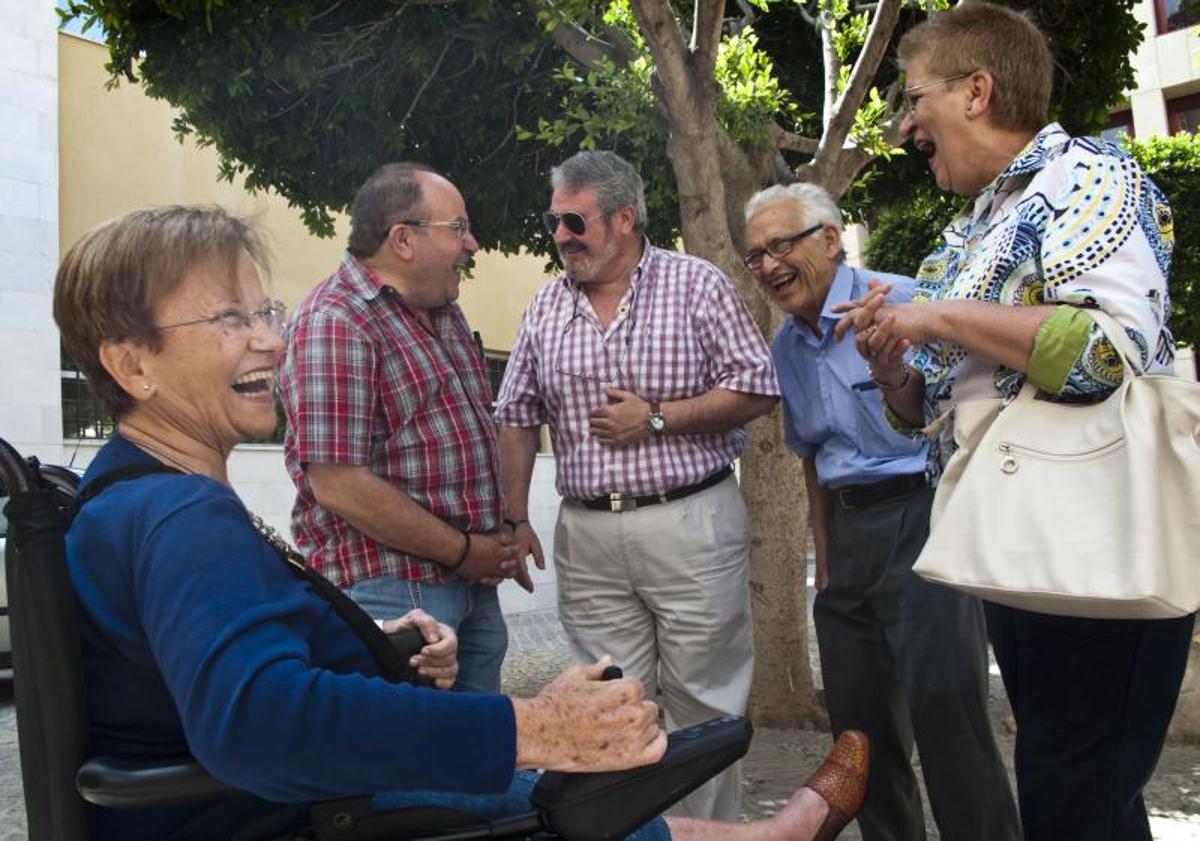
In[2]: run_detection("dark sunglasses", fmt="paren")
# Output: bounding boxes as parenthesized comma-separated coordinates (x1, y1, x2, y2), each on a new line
(542, 210, 605, 237)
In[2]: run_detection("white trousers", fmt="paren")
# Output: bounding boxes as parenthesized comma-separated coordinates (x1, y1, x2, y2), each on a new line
(553, 475, 754, 820)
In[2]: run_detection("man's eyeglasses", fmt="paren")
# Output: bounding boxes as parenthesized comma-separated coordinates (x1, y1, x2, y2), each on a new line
(158, 300, 288, 336)
(396, 218, 472, 238)
(742, 223, 824, 271)
(901, 72, 973, 112)
(542, 210, 605, 237)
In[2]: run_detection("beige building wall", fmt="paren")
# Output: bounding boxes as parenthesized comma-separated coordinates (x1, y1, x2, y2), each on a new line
(1120, 2, 1200, 136)
(58, 31, 553, 354)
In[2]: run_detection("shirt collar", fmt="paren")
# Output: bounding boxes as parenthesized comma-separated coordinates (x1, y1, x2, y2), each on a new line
(339, 252, 390, 302)
(986, 122, 1070, 191)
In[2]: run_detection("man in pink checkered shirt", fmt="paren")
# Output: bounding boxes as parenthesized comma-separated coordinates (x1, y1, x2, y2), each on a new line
(495, 151, 779, 820)
(280, 163, 519, 694)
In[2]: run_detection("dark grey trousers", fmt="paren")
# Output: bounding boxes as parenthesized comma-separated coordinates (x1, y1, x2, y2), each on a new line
(815, 486, 1021, 841)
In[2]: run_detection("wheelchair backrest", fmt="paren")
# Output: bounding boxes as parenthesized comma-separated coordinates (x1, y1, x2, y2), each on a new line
(0, 438, 92, 841)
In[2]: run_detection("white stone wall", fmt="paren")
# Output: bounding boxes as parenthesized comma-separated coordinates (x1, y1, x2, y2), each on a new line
(1126, 0, 1200, 136)
(0, 0, 61, 464)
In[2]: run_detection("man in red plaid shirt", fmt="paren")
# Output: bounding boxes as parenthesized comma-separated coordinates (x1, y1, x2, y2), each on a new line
(280, 163, 519, 693)
(495, 151, 779, 819)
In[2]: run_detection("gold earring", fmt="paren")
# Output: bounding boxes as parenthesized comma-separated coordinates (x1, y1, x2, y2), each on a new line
(143, 382, 155, 394)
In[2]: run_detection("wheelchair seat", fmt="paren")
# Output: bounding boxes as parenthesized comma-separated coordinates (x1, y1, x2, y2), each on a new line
(0, 436, 751, 841)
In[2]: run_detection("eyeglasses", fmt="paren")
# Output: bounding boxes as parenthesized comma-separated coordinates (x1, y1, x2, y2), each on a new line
(158, 300, 288, 335)
(901, 72, 973, 112)
(542, 210, 606, 237)
(395, 218, 472, 238)
(741, 223, 824, 271)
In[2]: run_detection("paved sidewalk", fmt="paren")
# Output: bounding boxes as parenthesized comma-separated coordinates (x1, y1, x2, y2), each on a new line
(0, 609, 1196, 840)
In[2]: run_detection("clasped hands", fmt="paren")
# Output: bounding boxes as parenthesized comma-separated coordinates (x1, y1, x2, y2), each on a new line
(378, 608, 459, 690)
(831, 279, 932, 380)
(456, 525, 543, 594)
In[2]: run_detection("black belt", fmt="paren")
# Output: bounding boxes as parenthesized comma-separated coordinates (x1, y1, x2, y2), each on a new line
(572, 466, 734, 513)
(833, 473, 927, 512)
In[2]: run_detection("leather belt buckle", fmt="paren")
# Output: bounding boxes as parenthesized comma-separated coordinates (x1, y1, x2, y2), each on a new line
(610, 493, 638, 513)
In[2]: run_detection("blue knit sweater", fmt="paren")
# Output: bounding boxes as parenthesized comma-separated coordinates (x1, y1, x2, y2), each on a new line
(68, 436, 516, 841)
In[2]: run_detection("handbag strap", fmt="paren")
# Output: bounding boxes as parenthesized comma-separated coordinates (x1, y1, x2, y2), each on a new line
(74, 463, 417, 684)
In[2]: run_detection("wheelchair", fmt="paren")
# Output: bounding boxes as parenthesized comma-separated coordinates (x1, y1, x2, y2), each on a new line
(0, 436, 750, 841)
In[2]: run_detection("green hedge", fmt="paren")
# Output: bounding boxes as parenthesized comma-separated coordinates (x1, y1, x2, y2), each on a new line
(863, 132, 1200, 348)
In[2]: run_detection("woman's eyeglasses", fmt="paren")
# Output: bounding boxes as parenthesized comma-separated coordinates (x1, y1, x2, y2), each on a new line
(158, 300, 288, 336)
(542, 210, 606, 237)
(741, 223, 824, 271)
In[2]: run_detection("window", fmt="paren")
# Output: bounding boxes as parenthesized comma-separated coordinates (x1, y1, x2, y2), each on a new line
(1100, 110, 1135, 144)
(1155, 0, 1200, 35)
(1168, 93, 1200, 135)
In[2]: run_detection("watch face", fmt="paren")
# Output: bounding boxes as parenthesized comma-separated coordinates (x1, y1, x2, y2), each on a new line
(649, 413, 666, 432)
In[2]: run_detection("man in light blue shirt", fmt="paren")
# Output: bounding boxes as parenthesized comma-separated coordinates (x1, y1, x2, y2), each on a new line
(743, 184, 1019, 841)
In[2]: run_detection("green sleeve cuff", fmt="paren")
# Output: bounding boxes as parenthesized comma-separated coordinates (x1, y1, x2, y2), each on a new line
(1027, 306, 1094, 394)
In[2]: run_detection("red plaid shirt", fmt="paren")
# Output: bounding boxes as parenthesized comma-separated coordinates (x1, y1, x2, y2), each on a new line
(495, 242, 779, 499)
(280, 254, 503, 586)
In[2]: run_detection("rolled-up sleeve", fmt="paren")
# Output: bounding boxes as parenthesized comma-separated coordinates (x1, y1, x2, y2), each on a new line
(494, 303, 547, 427)
(697, 271, 780, 397)
(1038, 149, 1175, 401)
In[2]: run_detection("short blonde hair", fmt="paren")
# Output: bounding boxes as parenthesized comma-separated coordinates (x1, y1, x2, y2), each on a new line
(53, 205, 267, 418)
(897, 1, 1052, 132)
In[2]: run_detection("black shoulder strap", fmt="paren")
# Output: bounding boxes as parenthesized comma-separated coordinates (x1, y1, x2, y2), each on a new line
(75, 463, 419, 685)
(73, 463, 183, 511)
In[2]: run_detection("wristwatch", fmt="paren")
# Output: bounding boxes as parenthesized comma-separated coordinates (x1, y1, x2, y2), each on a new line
(647, 401, 666, 435)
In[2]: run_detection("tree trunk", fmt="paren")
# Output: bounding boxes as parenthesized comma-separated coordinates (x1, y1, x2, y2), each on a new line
(663, 112, 823, 729)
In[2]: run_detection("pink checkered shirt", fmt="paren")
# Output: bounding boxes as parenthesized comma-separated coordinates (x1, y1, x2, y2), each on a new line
(494, 242, 779, 499)
(280, 254, 503, 587)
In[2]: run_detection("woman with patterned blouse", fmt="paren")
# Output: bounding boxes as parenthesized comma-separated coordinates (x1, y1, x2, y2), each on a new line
(833, 3, 1192, 840)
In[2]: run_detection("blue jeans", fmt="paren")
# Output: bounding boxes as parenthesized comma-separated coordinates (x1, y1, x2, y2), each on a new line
(346, 574, 508, 693)
(371, 770, 672, 841)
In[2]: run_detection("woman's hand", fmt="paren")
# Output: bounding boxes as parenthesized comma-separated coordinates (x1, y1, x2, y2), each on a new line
(832, 279, 938, 364)
(512, 656, 667, 772)
(380, 609, 459, 690)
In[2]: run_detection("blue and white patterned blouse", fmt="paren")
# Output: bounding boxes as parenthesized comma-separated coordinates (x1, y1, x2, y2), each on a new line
(910, 122, 1175, 467)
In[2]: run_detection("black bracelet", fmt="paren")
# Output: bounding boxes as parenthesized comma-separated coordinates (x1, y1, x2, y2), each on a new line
(870, 364, 911, 391)
(503, 518, 529, 530)
(446, 531, 471, 570)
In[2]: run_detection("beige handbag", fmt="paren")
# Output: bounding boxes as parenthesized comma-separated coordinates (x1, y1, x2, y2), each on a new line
(913, 311, 1200, 619)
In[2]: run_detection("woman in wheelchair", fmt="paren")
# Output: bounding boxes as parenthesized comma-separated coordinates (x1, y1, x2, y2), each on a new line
(53, 205, 867, 841)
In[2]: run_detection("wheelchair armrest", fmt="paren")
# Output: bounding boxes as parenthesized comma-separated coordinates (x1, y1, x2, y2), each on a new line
(76, 755, 239, 809)
(530, 715, 753, 841)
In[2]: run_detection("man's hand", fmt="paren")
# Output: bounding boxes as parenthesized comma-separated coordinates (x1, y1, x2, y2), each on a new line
(512, 657, 667, 772)
(505, 521, 545, 593)
(456, 530, 519, 583)
(589, 388, 653, 445)
(379, 609, 459, 690)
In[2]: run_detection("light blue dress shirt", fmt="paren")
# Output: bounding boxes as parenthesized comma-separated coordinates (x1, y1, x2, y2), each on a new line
(772, 263, 928, 489)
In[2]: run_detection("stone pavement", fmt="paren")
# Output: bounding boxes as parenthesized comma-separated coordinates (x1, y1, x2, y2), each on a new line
(0, 609, 1196, 840)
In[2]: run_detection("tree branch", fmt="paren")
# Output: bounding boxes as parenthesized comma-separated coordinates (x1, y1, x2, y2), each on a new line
(811, 0, 901, 180)
(629, 0, 694, 114)
(769, 122, 819, 155)
(692, 0, 726, 77)
(819, 10, 840, 129)
(528, 0, 621, 72)
(399, 37, 452, 129)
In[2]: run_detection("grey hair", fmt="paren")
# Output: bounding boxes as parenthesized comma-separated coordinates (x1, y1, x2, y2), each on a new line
(744, 182, 843, 231)
(550, 150, 647, 232)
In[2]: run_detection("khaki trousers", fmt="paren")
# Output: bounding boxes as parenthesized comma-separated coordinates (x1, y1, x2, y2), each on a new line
(553, 475, 753, 820)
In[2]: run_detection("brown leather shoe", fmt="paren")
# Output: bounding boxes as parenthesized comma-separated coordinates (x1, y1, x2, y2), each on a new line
(803, 730, 869, 841)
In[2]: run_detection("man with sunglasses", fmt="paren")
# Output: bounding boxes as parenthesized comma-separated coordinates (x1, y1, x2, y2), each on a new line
(742, 183, 1019, 841)
(280, 162, 520, 695)
(494, 150, 778, 821)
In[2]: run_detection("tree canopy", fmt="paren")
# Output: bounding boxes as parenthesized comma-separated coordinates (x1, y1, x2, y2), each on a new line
(63, 0, 1143, 247)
